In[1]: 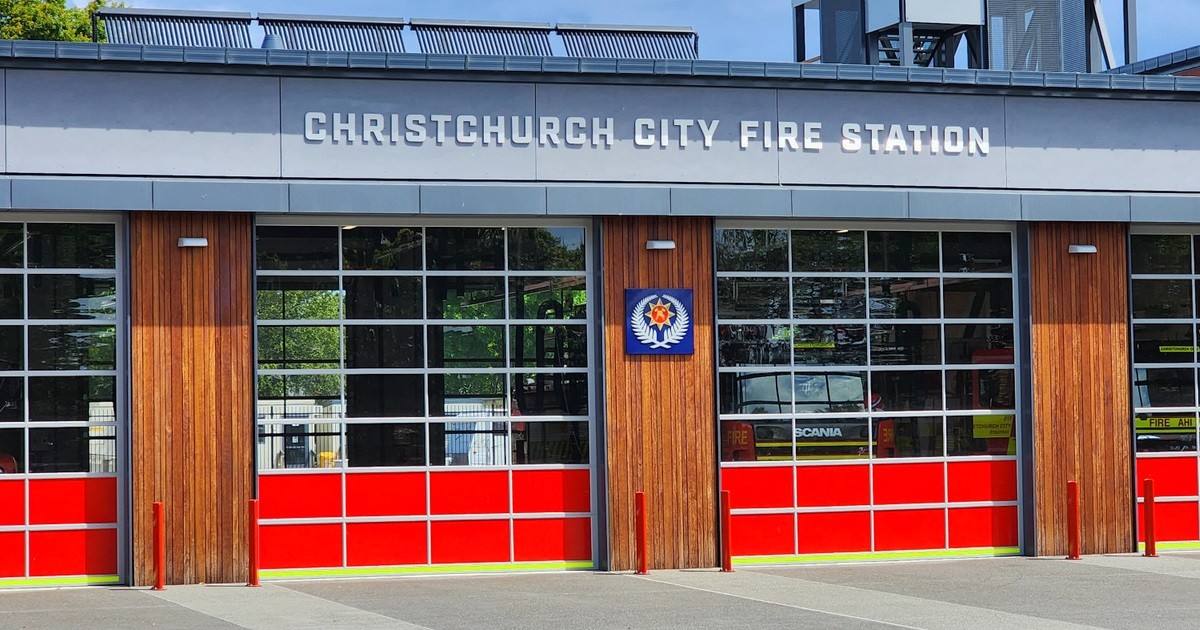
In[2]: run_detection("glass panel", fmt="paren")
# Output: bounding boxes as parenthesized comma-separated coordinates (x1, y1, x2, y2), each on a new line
(719, 371, 790, 414)
(256, 277, 341, 320)
(430, 373, 505, 417)
(256, 326, 340, 370)
(791, 230, 865, 272)
(27, 224, 115, 269)
(345, 277, 421, 320)
(870, 324, 941, 365)
(342, 227, 422, 270)
(0, 325, 20, 370)
(28, 376, 116, 422)
(510, 325, 587, 368)
(512, 373, 588, 416)
(344, 325, 422, 369)
(1132, 324, 1194, 363)
(0, 377, 22, 421)
(256, 226, 338, 270)
(946, 369, 1016, 410)
(1133, 368, 1196, 408)
(0, 275, 21, 318)
(793, 325, 866, 366)
(942, 232, 1013, 273)
(29, 426, 115, 473)
(942, 278, 1013, 319)
(509, 276, 587, 320)
(27, 274, 117, 320)
(345, 374, 424, 418)
(944, 324, 1015, 364)
(1132, 234, 1190, 274)
(795, 372, 868, 413)
(427, 277, 505, 319)
(347, 423, 426, 467)
(513, 421, 589, 464)
(0, 224, 21, 268)
(256, 423, 343, 469)
(28, 325, 116, 370)
(428, 325, 504, 368)
(1134, 413, 1197, 453)
(871, 370, 942, 411)
(948, 415, 1017, 456)
(715, 229, 788, 272)
(430, 421, 509, 466)
(720, 418, 792, 462)
(0, 428, 22, 472)
(796, 417, 871, 460)
(1131, 280, 1192, 319)
(508, 227, 585, 271)
(868, 231, 938, 273)
(793, 278, 865, 319)
(718, 324, 792, 367)
(717, 278, 789, 319)
(256, 374, 343, 419)
(873, 416, 942, 458)
(425, 227, 504, 271)
(869, 278, 940, 319)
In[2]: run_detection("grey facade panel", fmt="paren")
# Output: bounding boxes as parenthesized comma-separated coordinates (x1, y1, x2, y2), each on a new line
(670, 187, 790, 217)
(420, 184, 546, 215)
(12, 178, 152, 211)
(793, 189, 908, 219)
(1131, 195, 1200, 223)
(289, 182, 419, 214)
(154, 180, 289, 212)
(1021, 193, 1131, 221)
(0, 69, 5, 174)
(0, 178, 9, 209)
(909, 191, 1021, 221)
(546, 186, 668, 215)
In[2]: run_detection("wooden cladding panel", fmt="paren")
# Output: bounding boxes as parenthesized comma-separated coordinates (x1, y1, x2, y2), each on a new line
(1030, 222, 1133, 556)
(603, 217, 717, 570)
(132, 212, 254, 585)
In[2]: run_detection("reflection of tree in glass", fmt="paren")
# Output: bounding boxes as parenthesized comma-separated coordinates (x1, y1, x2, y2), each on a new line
(715, 229, 788, 272)
(793, 230, 864, 272)
(508, 228, 585, 271)
(256, 286, 341, 399)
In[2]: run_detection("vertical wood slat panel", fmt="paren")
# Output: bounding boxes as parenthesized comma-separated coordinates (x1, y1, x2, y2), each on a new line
(132, 212, 253, 585)
(1030, 222, 1133, 556)
(603, 217, 717, 570)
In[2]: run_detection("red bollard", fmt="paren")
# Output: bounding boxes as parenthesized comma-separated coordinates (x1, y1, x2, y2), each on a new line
(720, 490, 733, 572)
(635, 491, 648, 575)
(152, 501, 165, 590)
(1144, 479, 1158, 558)
(1067, 480, 1081, 560)
(248, 499, 261, 586)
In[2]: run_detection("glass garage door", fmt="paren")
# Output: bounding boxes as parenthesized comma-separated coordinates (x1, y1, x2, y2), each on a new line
(0, 219, 122, 586)
(253, 220, 595, 577)
(716, 225, 1021, 562)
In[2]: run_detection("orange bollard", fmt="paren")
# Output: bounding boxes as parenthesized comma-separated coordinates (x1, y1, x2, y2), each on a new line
(153, 501, 165, 590)
(635, 491, 648, 575)
(1144, 479, 1158, 558)
(248, 499, 261, 586)
(1067, 481, 1081, 560)
(720, 490, 733, 572)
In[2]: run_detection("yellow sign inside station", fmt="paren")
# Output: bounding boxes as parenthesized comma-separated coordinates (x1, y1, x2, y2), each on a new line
(973, 415, 1014, 439)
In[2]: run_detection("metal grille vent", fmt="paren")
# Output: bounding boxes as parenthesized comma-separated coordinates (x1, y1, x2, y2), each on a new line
(258, 14, 406, 53)
(986, 0, 1086, 72)
(96, 8, 252, 48)
(556, 23, 698, 59)
(409, 19, 554, 56)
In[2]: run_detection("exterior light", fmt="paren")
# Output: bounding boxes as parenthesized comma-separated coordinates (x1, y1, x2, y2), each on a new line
(1068, 244, 1097, 254)
(646, 240, 676, 250)
(177, 237, 209, 248)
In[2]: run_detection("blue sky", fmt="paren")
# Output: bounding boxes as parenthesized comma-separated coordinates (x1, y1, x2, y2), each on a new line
(84, 0, 1200, 65)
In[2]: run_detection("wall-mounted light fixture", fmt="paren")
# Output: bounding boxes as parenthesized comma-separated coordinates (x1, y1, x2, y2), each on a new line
(646, 240, 676, 250)
(177, 237, 209, 248)
(1068, 244, 1098, 254)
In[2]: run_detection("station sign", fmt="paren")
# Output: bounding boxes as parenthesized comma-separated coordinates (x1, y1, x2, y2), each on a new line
(625, 288, 694, 356)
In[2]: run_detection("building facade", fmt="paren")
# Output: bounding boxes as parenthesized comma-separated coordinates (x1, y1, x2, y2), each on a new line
(0, 37, 1197, 587)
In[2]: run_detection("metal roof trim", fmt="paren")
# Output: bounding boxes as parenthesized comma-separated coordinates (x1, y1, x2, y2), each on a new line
(555, 23, 696, 35)
(1109, 44, 1200, 75)
(256, 13, 408, 26)
(94, 7, 253, 21)
(409, 18, 554, 31)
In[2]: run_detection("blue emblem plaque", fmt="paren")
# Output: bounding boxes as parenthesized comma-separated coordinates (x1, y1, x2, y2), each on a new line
(625, 288, 694, 355)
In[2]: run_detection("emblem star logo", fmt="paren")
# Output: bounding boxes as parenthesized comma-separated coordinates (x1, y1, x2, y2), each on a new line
(645, 298, 674, 330)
